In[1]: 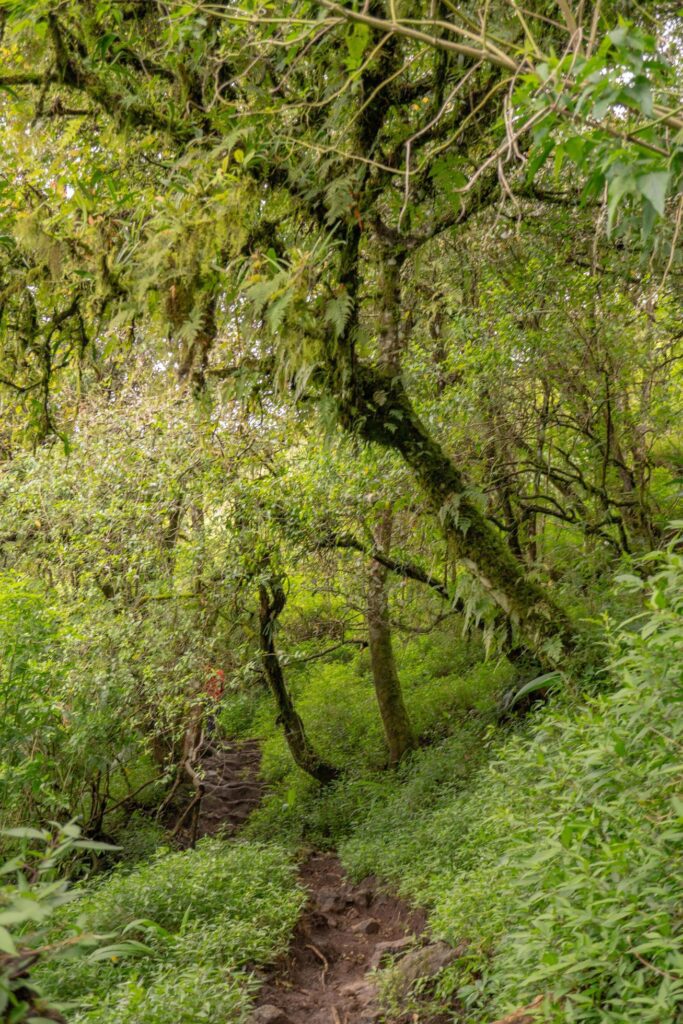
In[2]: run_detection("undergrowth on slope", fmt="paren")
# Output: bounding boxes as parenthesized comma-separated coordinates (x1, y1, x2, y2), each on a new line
(246, 550, 683, 1023)
(37, 839, 305, 1024)
(338, 549, 683, 1023)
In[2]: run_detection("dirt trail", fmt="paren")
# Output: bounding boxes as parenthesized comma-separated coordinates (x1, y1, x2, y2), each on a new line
(252, 852, 434, 1024)
(171, 737, 265, 843)
(190, 742, 449, 1023)
(195, 737, 264, 835)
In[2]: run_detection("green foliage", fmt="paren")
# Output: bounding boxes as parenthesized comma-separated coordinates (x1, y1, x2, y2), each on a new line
(0, 385, 282, 837)
(107, 814, 166, 869)
(72, 965, 250, 1024)
(293, 633, 501, 765)
(0, 558, 160, 840)
(0, 824, 144, 1024)
(37, 839, 305, 1024)
(0, 575, 66, 826)
(244, 628, 510, 847)
(331, 551, 683, 1022)
(1, 1, 681, 445)
(520, 23, 683, 240)
(0, 5, 681, 1020)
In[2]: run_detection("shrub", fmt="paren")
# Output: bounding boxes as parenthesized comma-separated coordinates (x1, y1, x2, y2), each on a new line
(0, 575, 66, 831)
(0, 824, 145, 1024)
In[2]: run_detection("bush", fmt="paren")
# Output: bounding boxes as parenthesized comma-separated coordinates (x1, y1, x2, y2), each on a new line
(0, 575, 66, 831)
(0, 824, 147, 1024)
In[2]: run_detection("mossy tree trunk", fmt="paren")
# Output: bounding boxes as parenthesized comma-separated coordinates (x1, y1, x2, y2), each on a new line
(258, 579, 339, 785)
(332, 362, 575, 664)
(376, 374, 573, 659)
(326, 225, 576, 665)
(366, 508, 416, 765)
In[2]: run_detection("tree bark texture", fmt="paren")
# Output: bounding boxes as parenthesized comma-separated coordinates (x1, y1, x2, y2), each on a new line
(336, 364, 576, 664)
(366, 509, 416, 764)
(258, 580, 338, 784)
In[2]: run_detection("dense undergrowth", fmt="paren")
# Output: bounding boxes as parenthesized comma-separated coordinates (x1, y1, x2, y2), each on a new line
(3, 547, 682, 1023)
(241, 551, 683, 1023)
(34, 840, 305, 1024)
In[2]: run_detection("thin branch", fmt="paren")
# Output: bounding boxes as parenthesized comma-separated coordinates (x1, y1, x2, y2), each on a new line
(318, 2, 519, 71)
(285, 639, 368, 665)
(329, 531, 451, 599)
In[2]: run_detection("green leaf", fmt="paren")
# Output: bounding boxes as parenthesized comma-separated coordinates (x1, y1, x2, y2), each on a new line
(636, 171, 670, 216)
(1, 827, 49, 840)
(563, 136, 587, 164)
(0, 858, 25, 877)
(344, 23, 370, 70)
(71, 840, 122, 852)
(0, 909, 37, 926)
(87, 940, 152, 962)
(8, 1003, 30, 1024)
(527, 138, 555, 181)
(0, 926, 17, 954)
(624, 77, 654, 117)
(266, 289, 294, 333)
(507, 672, 563, 709)
(324, 292, 353, 339)
(607, 175, 634, 233)
(608, 26, 630, 47)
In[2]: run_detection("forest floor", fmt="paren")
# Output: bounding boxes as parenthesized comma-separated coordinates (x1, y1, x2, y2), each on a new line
(252, 851, 434, 1024)
(191, 739, 455, 1024)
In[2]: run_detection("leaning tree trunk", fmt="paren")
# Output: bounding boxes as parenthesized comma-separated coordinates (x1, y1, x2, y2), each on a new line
(336, 364, 576, 664)
(325, 223, 575, 666)
(258, 580, 338, 784)
(366, 509, 416, 765)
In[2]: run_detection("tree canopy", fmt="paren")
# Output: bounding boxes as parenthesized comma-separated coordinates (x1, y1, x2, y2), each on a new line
(0, 7, 682, 1019)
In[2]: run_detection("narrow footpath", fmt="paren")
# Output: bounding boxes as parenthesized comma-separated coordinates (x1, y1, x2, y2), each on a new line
(195, 737, 264, 836)
(193, 740, 457, 1024)
(252, 851, 435, 1024)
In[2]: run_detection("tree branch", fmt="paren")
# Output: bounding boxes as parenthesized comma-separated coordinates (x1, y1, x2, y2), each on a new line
(327, 530, 451, 600)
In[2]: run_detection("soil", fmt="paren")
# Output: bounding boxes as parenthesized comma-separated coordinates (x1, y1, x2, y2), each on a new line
(195, 737, 264, 836)
(171, 737, 265, 845)
(252, 851, 432, 1024)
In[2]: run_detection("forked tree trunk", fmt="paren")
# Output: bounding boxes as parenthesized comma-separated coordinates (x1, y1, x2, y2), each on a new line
(258, 581, 338, 785)
(366, 509, 416, 765)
